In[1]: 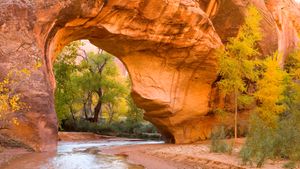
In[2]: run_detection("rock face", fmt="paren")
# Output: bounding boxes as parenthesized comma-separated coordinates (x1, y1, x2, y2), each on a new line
(0, 0, 299, 151)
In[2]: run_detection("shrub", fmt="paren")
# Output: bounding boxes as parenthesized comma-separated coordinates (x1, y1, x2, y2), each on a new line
(240, 114, 276, 167)
(60, 117, 160, 139)
(210, 126, 233, 154)
(240, 112, 300, 167)
(283, 161, 297, 169)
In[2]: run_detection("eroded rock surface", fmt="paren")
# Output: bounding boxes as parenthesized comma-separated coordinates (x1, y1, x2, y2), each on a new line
(0, 0, 299, 151)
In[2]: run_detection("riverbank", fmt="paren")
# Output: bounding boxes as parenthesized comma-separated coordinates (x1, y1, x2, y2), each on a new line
(0, 132, 148, 168)
(58, 131, 148, 142)
(0, 132, 292, 169)
(102, 139, 290, 169)
(58, 132, 116, 141)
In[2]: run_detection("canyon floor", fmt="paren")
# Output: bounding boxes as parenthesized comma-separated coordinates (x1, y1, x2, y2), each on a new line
(0, 132, 295, 169)
(102, 139, 291, 169)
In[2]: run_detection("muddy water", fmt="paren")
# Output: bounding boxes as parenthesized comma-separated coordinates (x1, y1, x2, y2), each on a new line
(2, 140, 163, 169)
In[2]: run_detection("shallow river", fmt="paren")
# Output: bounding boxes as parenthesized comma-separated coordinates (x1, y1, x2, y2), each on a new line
(2, 140, 163, 169)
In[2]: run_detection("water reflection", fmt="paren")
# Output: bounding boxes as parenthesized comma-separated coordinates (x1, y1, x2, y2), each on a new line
(2, 140, 163, 169)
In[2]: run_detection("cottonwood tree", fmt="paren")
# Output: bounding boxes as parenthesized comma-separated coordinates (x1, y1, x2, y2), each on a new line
(254, 53, 288, 127)
(76, 51, 117, 122)
(55, 41, 146, 132)
(102, 79, 129, 125)
(54, 41, 82, 126)
(217, 6, 262, 141)
(240, 35, 300, 169)
(240, 53, 294, 167)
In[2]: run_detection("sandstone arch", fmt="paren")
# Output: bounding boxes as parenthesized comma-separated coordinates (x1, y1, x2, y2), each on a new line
(0, 0, 299, 151)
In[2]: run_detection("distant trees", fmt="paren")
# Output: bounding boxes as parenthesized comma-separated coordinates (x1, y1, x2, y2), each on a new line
(217, 5, 262, 141)
(54, 41, 82, 126)
(125, 94, 144, 124)
(77, 51, 129, 123)
(54, 41, 127, 125)
(54, 41, 149, 133)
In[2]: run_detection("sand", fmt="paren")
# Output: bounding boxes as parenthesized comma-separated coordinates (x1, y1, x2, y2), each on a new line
(102, 140, 291, 169)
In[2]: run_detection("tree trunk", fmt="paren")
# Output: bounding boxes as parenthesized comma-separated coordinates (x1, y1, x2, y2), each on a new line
(83, 100, 88, 120)
(92, 57, 108, 123)
(69, 105, 77, 128)
(93, 89, 103, 122)
(83, 106, 88, 120)
(107, 103, 114, 125)
(83, 92, 93, 120)
(70, 106, 76, 121)
(234, 89, 238, 142)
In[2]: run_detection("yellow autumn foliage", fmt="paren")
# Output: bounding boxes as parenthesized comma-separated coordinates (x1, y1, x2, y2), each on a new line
(255, 54, 288, 127)
(0, 69, 30, 128)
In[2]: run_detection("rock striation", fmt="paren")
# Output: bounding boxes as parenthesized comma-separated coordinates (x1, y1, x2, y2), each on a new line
(0, 0, 299, 151)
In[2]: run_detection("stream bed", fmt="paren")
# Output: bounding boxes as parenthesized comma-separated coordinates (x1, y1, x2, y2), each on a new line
(2, 140, 163, 169)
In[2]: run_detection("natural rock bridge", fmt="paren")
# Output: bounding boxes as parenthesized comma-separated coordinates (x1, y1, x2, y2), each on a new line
(0, 0, 299, 151)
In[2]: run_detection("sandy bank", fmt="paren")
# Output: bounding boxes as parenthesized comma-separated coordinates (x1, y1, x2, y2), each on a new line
(102, 140, 289, 169)
(58, 131, 146, 142)
(0, 132, 291, 169)
(58, 132, 115, 141)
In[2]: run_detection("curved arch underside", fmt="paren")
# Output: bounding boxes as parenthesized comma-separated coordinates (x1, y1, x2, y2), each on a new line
(0, 0, 299, 151)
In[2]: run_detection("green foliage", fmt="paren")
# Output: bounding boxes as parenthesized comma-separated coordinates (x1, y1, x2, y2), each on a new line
(214, 7, 300, 168)
(283, 161, 297, 169)
(54, 41, 82, 127)
(125, 93, 144, 124)
(240, 109, 300, 167)
(54, 41, 154, 137)
(240, 46, 300, 167)
(62, 118, 159, 140)
(210, 126, 233, 154)
(217, 5, 262, 139)
(218, 5, 262, 95)
(240, 114, 277, 167)
(240, 54, 291, 167)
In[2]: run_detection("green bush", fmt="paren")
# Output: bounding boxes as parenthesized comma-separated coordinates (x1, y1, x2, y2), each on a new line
(60, 117, 160, 140)
(240, 114, 276, 167)
(210, 126, 233, 154)
(283, 161, 297, 169)
(240, 112, 300, 168)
